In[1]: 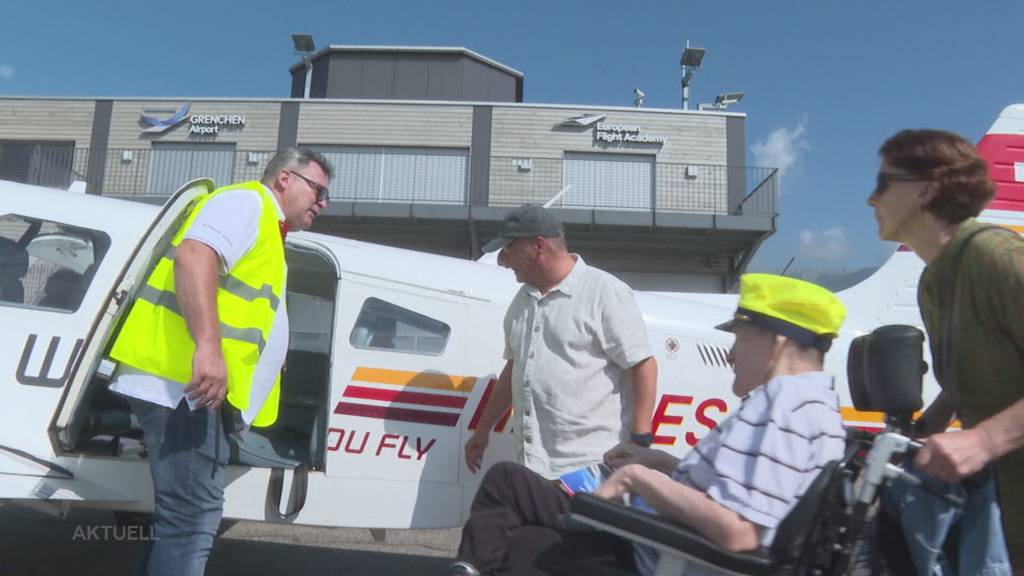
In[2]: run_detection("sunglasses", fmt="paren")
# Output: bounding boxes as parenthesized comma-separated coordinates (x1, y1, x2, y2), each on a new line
(873, 172, 926, 197)
(288, 170, 330, 203)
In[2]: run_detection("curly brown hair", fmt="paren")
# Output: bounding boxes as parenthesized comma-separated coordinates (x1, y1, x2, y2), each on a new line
(879, 129, 996, 223)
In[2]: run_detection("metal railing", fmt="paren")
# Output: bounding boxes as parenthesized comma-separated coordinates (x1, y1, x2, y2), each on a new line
(0, 146, 777, 217)
(489, 156, 777, 216)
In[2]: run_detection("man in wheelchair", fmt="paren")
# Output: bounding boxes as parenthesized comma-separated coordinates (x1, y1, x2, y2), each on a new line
(448, 274, 848, 576)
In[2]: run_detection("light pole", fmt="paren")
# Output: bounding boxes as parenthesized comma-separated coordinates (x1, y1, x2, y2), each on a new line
(680, 43, 705, 110)
(291, 33, 316, 99)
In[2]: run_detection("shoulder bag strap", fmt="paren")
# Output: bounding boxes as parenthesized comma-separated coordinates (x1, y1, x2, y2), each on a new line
(939, 225, 1018, 411)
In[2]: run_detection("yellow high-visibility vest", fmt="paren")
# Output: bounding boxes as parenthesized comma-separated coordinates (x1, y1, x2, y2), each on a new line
(110, 181, 286, 427)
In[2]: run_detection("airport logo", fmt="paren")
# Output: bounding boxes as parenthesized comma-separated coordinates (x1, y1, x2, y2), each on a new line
(559, 113, 606, 128)
(139, 103, 247, 136)
(139, 102, 191, 134)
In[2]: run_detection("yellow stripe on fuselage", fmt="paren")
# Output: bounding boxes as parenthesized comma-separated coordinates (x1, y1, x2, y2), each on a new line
(351, 367, 477, 392)
(840, 406, 961, 429)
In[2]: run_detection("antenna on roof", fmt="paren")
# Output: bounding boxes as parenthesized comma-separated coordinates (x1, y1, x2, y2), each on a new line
(542, 185, 573, 209)
(780, 256, 796, 276)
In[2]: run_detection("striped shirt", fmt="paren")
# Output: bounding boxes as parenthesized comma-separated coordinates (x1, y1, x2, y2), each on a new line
(634, 371, 846, 576)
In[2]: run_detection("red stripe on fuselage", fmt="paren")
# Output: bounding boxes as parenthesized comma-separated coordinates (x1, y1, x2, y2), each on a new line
(334, 402, 460, 427)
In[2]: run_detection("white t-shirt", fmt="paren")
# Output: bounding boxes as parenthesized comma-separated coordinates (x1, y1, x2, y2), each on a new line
(503, 255, 653, 479)
(110, 185, 289, 423)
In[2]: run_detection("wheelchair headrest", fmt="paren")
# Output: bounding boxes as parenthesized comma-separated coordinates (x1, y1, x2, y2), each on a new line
(847, 324, 925, 415)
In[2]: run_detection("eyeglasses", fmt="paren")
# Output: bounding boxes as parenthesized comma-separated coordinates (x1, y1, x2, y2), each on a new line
(288, 170, 330, 203)
(873, 172, 926, 197)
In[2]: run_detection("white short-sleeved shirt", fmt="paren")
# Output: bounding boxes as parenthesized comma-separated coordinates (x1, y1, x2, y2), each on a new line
(503, 255, 652, 479)
(633, 371, 847, 576)
(110, 185, 290, 423)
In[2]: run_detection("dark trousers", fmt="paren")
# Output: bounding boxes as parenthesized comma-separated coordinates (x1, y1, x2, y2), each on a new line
(457, 461, 635, 576)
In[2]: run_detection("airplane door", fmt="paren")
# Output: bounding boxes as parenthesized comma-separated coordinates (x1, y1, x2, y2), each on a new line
(324, 277, 470, 526)
(51, 179, 213, 451)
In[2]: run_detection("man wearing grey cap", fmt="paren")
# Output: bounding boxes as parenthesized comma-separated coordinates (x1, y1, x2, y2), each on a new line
(464, 205, 658, 481)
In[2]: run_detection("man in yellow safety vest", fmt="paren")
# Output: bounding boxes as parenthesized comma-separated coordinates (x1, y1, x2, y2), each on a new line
(109, 147, 332, 576)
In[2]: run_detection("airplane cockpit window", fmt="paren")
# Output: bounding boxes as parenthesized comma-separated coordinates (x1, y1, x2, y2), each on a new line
(0, 213, 110, 313)
(350, 297, 450, 355)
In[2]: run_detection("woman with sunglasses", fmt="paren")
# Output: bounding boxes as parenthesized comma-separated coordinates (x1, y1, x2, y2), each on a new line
(870, 129, 1022, 575)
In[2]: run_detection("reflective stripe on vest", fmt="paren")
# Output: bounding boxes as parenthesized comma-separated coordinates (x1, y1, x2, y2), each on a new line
(161, 245, 281, 312)
(135, 285, 268, 353)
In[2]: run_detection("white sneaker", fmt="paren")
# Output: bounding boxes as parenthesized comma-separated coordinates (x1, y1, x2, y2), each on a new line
(447, 561, 481, 576)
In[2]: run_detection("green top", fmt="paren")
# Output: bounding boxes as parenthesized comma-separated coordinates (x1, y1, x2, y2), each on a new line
(918, 218, 1024, 546)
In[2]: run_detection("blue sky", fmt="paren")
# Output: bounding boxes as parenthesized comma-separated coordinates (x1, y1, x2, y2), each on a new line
(2, 0, 1021, 271)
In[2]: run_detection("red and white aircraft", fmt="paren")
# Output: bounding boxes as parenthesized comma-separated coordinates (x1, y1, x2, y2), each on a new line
(0, 105, 1021, 531)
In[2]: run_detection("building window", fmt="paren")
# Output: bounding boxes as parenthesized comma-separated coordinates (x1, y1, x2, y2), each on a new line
(313, 146, 468, 204)
(0, 213, 110, 313)
(148, 142, 237, 197)
(0, 141, 77, 189)
(349, 297, 450, 355)
(562, 151, 655, 210)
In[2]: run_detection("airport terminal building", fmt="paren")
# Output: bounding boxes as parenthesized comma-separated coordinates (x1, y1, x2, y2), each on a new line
(0, 46, 777, 292)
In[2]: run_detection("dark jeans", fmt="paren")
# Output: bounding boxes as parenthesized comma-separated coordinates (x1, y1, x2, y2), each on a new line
(457, 461, 635, 576)
(129, 396, 228, 576)
(882, 463, 1010, 576)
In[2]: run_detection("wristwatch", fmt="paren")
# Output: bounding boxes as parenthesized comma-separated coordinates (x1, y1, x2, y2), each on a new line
(630, 432, 654, 447)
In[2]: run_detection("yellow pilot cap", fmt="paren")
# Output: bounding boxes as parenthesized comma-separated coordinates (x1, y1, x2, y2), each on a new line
(716, 273, 847, 351)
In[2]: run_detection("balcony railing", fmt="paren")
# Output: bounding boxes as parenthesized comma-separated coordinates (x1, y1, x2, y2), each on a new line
(0, 146, 777, 217)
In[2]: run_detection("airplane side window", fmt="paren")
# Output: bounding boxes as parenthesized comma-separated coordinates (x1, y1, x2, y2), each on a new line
(349, 297, 450, 356)
(0, 213, 110, 313)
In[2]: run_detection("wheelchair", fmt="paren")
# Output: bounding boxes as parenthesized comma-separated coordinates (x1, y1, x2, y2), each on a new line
(568, 325, 956, 576)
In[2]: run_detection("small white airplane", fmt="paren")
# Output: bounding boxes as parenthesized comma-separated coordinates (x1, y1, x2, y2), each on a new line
(0, 105, 1022, 533)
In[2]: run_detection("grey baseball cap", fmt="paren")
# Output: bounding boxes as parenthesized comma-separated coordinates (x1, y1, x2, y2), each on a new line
(482, 205, 564, 253)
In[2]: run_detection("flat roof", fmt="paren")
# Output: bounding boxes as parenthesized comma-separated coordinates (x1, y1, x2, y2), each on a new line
(0, 95, 745, 118)
(287, 45, 524, 78)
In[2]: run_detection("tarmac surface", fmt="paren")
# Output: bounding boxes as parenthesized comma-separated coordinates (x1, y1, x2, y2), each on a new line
(0, 504, 461, 576)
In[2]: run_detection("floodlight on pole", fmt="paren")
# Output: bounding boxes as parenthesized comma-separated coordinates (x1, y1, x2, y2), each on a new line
(291, 33, 316, 99)
(679, 42, 706, 110)
(698, 91, 745, 111)
(715, 91, 744, 106)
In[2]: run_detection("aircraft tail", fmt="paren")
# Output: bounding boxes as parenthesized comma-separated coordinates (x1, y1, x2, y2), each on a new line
(839, 104, 1024, 330)
(976, 103, 1024, 230)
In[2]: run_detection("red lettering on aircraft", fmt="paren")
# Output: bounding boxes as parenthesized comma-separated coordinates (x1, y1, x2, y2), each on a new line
(346, 431, 370, 454)
(326, 428, 437, 461)
(651, 394, 692, 446)
(650, 394, 727, 446)
(397, 436, 413, 460)
(686, 398, 727, 446)
(376, 434, 401, 456)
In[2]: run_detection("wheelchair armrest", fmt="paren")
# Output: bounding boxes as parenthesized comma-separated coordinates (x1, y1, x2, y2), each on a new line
(569, 493, 779, 575)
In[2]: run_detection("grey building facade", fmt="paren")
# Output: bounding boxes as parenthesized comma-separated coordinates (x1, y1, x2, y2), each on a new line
(0, 46, 776, 292)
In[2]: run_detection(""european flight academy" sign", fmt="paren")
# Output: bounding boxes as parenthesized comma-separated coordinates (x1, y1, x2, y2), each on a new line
(559, 114, 667, 148)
